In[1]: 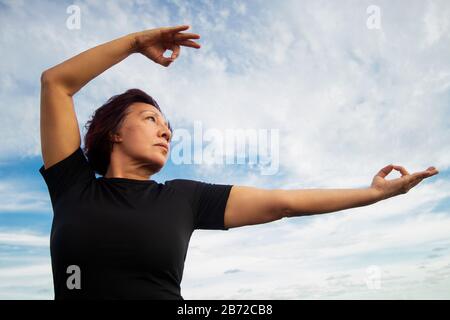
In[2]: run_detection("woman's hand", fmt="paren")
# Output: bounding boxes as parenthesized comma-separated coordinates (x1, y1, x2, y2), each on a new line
(131, 25, 201, 67)
(370, 164, 439, 200)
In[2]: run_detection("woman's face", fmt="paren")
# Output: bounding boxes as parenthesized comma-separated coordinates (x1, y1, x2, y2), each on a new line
(112, 102, 172, 174)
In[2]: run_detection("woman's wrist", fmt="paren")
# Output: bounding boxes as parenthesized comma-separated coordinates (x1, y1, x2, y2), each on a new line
(369, 187, 385, 202)
(127, 32, 140, 55)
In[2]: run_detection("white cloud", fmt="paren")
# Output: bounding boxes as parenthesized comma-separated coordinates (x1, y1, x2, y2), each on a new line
(0, 179, 50, 213)
(0, 230, 49, 247)
(0, 263, 53, 299)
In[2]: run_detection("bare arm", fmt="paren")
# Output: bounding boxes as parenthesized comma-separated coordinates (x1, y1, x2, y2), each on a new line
(283, 187, 380, 217)
(41, 24, 201, 96)
(223, 186, 379, 229)
(224, 164, 439, 228)
(40, 25, 200, 169)
(40, 33, 137, 169)
(41, 33, 137, 97)
(224, 186, 289, 228)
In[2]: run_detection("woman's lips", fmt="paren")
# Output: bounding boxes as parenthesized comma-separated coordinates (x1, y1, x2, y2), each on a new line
(154, 144, 168, 152)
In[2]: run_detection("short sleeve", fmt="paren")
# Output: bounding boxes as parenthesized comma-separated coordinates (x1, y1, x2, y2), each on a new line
(39, 147, 96, 204)
(167, 179, 233, 231)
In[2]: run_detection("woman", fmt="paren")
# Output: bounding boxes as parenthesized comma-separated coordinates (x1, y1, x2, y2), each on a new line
(39, 25, 439, 300)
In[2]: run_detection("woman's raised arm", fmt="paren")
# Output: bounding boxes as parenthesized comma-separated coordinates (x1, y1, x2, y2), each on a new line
(40, 25, 200, 169)
(42, 25, 200, 96)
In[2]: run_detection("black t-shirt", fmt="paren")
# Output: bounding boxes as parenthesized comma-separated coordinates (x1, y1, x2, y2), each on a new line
(38, 147, 233, 300)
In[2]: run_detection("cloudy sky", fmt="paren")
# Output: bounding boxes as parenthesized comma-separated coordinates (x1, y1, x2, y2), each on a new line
(0, 0, 449, 299)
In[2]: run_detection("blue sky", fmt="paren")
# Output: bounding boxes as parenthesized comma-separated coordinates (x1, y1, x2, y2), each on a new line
(1, 0, 450, 299)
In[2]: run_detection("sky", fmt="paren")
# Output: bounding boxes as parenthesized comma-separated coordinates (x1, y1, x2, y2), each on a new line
(0, 0, 449, 299)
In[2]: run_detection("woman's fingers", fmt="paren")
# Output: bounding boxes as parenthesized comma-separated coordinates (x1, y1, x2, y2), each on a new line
(173, 33, 200, 41)
(160, 26, 201, 48)
(155, 54, 172, 67)
(392, 165, 410, 177)
(166, 25, 190, 33)
(391, 165, 439, 179)
(405, 166, 439, 192)
(160, 25, 200, 39)
(418, 168, 438, 178)
(175, 39, 201, 49)
(164, 25, 201, 42)
(409, 169, 437, 182)
(169, 44, 180, 60)
(376, 164, 395, 179)
(373, 164, 439, 199)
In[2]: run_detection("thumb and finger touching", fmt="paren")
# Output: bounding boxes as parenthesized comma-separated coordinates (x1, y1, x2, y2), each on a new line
(377, 164, 438, 180)
(374, 164, 439, 197)
(154, 25, 200, 66)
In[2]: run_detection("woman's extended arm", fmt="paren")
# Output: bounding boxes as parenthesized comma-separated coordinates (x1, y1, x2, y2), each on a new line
(224, 164, 439, 229)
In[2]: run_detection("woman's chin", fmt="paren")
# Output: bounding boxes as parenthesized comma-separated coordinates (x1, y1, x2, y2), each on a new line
(148, 154, 167, 169)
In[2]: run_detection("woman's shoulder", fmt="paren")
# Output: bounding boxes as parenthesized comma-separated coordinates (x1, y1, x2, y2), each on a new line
(164, 178, 202, 189)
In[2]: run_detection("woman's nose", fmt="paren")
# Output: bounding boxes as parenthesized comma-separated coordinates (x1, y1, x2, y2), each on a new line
(159, 128, 171, 142)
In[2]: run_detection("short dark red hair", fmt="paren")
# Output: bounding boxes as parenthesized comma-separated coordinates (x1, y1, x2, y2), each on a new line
(83, 88, 171, 176)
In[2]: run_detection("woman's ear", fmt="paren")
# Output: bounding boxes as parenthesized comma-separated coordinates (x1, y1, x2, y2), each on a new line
(109, 132, 122, 143)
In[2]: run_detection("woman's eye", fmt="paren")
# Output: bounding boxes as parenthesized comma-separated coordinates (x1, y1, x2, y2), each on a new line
(146, 116, 156, 122)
